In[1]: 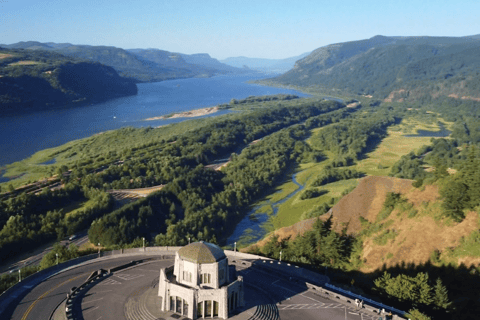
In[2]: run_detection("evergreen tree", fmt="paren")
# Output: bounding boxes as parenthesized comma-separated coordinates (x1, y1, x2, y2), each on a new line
(433, 278, 451, 310)
(414, 272, 433, 306)
(407, 309, 431, 320)
(440, 180, 469, 221)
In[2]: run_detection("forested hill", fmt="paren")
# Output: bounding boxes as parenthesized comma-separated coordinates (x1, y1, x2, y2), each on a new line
(270, 35, 480, 102)
(3, 41, 246, 82)
(220, 52, 311, 73)
(0, 48, 137, 115)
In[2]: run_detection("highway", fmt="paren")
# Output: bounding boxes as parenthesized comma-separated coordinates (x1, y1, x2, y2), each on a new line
(0, 232, 89, 277)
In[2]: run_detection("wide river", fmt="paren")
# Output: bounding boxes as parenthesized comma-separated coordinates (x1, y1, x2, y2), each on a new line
(0, 73, 307, 167)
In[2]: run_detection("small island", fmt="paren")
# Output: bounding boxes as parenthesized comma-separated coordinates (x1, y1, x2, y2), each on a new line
(145, 106, 219, 120)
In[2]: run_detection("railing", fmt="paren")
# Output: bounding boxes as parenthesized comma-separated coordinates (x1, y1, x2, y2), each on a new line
(0, 246, 407, 320)
(324, 283, 406, 318)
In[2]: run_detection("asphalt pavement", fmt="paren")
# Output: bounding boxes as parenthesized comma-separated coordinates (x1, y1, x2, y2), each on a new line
(0, 231, 90, 276)
(4, 254, 389, 320)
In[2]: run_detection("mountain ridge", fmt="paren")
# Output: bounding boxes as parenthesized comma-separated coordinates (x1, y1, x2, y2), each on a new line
(0, 47, 137, 115)
(221, 52, 310, 73)
(3, 41, 246, 83)
(269, 35, 480, 103)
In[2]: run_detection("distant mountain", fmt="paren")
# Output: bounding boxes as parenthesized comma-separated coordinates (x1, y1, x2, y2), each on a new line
(0, 48, 137, 115)
(269, 35, 480, 102)
(4, 42, 245, 83)
(127, 49, 190, 69)
(464, 34, 480, 40)
(179, 53, 243, 73)
(221, 52, 310, 73)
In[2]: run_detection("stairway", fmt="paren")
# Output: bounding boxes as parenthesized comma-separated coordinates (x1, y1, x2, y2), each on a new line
(247, 304, 280, 320)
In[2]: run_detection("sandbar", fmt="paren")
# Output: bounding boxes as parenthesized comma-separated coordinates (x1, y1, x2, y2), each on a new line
(145, 106, 219, 121)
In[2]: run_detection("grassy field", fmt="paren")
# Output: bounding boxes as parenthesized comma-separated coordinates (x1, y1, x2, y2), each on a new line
(272, 178, 359, 229)
(246, 115, 453, 237)
(0, 53, 15, 59)
(8, 60, 43, 66)
(64, 199, 97, 218)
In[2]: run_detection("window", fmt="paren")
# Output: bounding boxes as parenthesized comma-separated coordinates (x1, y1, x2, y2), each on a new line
(201, 273, 211, 284)
(206, 300, 212, 317)
(183, 299, 189, 316)
(197, 302, 203, 318)
(176, 297, 182, 314)
(170, 296, 175, 311)
(183, 271, 192, 282)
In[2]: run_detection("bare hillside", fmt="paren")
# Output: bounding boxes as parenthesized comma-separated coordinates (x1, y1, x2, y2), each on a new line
(246, 176, 480, 271)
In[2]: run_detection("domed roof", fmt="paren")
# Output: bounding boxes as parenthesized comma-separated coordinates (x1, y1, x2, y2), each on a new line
(178, 241, 226, 264)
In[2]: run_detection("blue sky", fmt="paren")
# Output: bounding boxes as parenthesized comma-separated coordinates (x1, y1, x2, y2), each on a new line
(1, 0, 479, 60)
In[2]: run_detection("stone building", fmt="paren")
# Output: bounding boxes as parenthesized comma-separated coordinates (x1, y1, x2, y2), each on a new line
(158, 241, 244, 319)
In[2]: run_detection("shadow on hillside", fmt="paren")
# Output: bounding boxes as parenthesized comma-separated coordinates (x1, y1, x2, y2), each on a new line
(331, 260, 480, 320)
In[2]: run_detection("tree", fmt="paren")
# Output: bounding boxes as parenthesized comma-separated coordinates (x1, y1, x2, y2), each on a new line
(440, 180, 469, 221)
(433, 278, 451, 310)
(407, 309, 431, 320)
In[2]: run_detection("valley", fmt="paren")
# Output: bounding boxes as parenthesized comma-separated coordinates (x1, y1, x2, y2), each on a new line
(2, 33, 480, 320)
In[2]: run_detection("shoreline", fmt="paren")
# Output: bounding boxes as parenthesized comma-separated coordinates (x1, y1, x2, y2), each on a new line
(145, 106, 219, 121)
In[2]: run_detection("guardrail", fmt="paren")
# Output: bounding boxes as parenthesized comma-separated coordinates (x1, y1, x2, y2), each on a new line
(0, 246, 407, 320)
(65, 269, 109, 319)
(324, 283, 406, 318)
(305, 282, 406, 319)
(0, 253, 100, 317)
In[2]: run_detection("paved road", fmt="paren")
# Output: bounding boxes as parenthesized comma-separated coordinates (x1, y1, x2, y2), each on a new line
(4, 254, 385, 320)
(79, 260, 170, 320)
(4, 255, 156, 320)
(235, 264, 380, 320)
(0, 232, 90, 277)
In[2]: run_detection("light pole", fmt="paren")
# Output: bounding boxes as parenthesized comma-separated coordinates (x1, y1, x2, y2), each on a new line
(98, 243, 101, 256)
(188, 237, 191, 244)
(234, 242, 237, 256)
(56, 253, 59, 265)
(18, 269, 21, 282)
(279, 251, 282, 263)
(142, 237, 145, 251)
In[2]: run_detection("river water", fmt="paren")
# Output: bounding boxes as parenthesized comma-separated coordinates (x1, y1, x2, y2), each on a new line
(226, 172, 305, 247)
(0, 73, 307, 167)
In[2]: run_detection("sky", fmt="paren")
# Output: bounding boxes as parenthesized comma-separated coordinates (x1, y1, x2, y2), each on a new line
(1, 0, 480, 60)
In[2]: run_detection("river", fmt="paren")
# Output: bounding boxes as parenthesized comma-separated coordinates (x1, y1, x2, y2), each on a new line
(226, 172, 305, 247)
(0, 73, 307, 167)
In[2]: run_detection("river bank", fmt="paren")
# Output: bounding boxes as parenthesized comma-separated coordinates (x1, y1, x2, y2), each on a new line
(145, 106, 220, 120)
(0, 74, 309, 166)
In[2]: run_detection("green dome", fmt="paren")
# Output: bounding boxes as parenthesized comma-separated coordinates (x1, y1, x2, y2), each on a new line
(178, 241, 226, 264)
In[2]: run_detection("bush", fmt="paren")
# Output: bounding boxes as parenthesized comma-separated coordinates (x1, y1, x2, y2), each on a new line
(413, 178, 424, 188)
(300, 188, 328, 200)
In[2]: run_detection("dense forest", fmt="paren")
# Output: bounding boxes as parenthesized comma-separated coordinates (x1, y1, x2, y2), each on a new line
(268, 35, 480, 103)
(2, 90, 480, 319)
(0, 96, 347, 261)
(0, 48, 137, 114)
(245, 97, 480, 319)
(2, 41, 244, 83)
